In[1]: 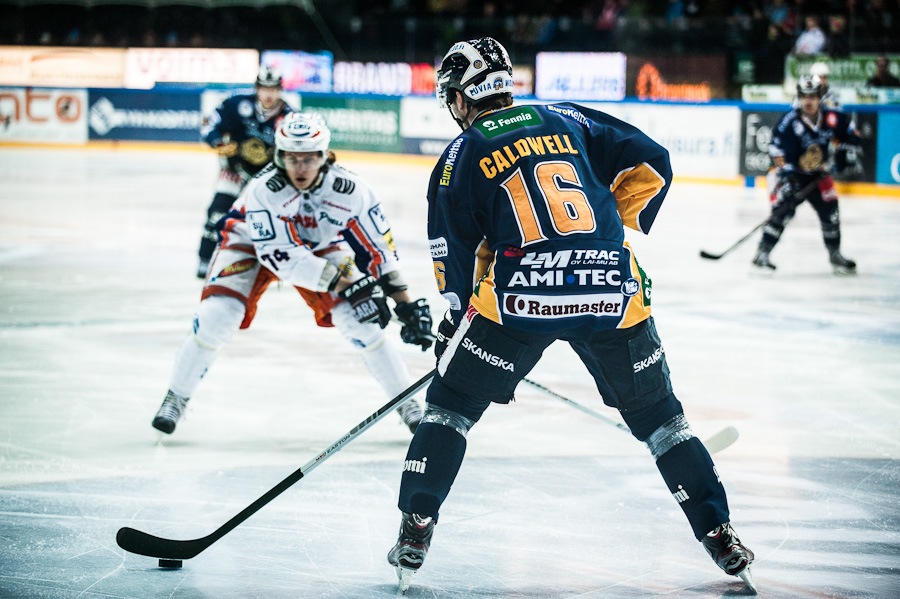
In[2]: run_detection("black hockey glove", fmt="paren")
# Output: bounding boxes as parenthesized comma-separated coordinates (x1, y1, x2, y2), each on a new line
(393, 299, 434, 351)
(339, 276, 392, 328)
(775, 172, 801, 208)
(434, 312, 457, 360)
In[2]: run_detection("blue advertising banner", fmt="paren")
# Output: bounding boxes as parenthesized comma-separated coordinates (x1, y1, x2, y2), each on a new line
(87, 89, 202, 141)
(876, 112, 900, 185)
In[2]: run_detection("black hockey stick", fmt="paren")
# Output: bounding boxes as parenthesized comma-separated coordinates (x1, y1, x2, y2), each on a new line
(116, 369, 435, 561)
(699, 176, 823, 261)
(521, 378, 739, 454)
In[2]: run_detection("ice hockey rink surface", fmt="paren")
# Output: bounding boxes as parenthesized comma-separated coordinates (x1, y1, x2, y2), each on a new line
(1, 145, 898, 598)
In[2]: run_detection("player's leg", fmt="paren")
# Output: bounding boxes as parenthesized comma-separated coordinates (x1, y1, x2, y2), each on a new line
(388, 310, 554, 582)
(567, 317, 754, 583)
(152, 295, 245, 434)
(753, 191, 799, 271)
(154, 233, 265, 434)
(808, 183, 856, 273)
(329, 300, 424, 432)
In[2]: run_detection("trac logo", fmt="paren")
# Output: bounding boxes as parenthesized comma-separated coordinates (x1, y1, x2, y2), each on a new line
(504, 293, 623, 319)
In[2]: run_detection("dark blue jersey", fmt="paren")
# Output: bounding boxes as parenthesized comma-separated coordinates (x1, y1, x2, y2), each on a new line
(201, 93, 292, 179)
(769, 108, 860, 178)
(428, 102, 672, 333)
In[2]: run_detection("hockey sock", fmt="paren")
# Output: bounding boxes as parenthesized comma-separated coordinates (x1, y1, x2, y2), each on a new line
(168, 296, 244, 398)
(655, 437, 730, 540)
(398, 422, 467, 519)
(360, 337, 412, 399)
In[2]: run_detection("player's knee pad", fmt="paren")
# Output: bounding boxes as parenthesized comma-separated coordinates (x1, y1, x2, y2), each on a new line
(193, 296, 245, 349)
(330, 300, 386, 349)
(420, 405, 476, 439)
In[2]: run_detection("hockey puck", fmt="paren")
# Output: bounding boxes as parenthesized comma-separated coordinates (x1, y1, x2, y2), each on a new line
(158, 558, 183, 569)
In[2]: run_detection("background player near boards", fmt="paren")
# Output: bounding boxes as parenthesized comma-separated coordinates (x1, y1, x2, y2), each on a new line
(386, 37, 757, 594)
(753, 74, 861, 274)
(152, 112, 434, 438)
(196, 66, 293, 279)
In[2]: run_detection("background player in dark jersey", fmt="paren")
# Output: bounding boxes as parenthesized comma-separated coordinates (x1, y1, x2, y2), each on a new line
(386, 37, 756, 594)
(754, 75, 860, 274)
(196, 66, 293, 278)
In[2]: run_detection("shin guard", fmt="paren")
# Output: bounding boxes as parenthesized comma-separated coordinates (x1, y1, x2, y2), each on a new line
(655, 437, 730, 540)
(398, 422, 467, 519)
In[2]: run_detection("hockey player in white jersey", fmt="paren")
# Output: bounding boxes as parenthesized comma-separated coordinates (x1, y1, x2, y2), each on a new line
(152, 112, 433, 435)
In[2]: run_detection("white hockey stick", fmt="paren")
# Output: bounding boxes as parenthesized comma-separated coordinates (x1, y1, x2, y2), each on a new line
(521, 378, 739, 454)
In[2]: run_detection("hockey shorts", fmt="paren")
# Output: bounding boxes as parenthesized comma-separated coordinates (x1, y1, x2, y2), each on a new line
(201, 221, 357, 329)
(429, 307, 672, 423)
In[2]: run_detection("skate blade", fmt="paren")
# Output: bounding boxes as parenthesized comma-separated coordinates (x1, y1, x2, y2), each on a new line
(738, 566, 758, 594)
(395, 566, 415, 594)
(832, 266, 857, 276)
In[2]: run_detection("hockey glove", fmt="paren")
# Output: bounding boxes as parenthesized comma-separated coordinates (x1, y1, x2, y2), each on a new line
(339, 276, 392, 328)
(394, 299, 434, 351)
(213, 140, 239, 157)
(434, 311, 457, 360)
(775, 172, 801, 208)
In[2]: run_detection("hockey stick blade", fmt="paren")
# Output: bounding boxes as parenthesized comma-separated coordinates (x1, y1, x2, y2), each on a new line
(699, 249, 726, 260)
(117, 369, 435, 561)
(523, 378, 738, 454)
(700, 425, 739, 454)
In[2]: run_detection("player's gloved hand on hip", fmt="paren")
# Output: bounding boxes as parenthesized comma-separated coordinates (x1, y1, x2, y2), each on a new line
(394, 299, 434, 351)
(434, 311, 457, 360)
(339, 276, 392, 328)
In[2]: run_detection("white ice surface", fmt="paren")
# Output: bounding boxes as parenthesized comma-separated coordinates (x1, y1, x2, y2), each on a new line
(1, 146, 899, 598)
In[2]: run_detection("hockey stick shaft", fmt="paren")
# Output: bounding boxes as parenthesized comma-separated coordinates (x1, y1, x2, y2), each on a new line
(699, 176, 823, 260)
(116, 369, 435, 560)
(521, 378, 739, 454)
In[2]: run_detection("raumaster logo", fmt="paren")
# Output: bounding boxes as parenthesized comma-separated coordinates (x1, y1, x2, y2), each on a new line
(439, 137, 465, 187)
(547, 105, 592, 129)
(503, 293, 623, 319)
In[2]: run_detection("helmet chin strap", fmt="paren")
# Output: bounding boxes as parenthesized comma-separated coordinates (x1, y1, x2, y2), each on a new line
(448, 92, 475, 131)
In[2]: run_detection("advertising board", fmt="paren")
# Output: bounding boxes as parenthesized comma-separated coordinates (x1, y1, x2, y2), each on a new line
(124, 49, 259, 89)
(261, 50, 332, 93)
(535, 52, 626, 101)
(876, 112, 900, 185)
(0, 87, 87, 144)
(87, 89, 202, 142)
(301, 96, 402, 153)
(0, 47, 126, 88)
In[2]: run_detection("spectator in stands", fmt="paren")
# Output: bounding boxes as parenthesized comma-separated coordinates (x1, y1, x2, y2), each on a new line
(764, 0, 796, 36)
(793, 15, 827, 56)
(867, 56, 900, 87)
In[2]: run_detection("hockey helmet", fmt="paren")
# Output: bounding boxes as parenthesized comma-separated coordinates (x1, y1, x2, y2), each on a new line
(809, 62, 831, 78)
(797, 75, 825, 98)
(256, 65, 283, 88)
(274, 112, 331, 169)
(436, 37, 514, 109)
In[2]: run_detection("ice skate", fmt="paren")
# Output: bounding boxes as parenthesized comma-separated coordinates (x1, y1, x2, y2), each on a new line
(152, 390, 189, 434)
(751, 250, 776, 271)
(830, 250, 856, 275)
(397, 399, 424, 433)
(387, 512, 434, 593)
(701, 522, 757, 593)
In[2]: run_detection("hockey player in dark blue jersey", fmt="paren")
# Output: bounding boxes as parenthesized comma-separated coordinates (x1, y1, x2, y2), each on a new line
(753, 75, 860, 274)
(387, 37, 756, 593)
(196, 66, 293, 278)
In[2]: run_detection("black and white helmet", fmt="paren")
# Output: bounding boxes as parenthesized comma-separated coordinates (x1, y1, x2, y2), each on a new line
(436, 37, 514, 108)
(256, 65, 283, 88)
(274, 113, 331, 169)
(797, 74, 825, 98)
